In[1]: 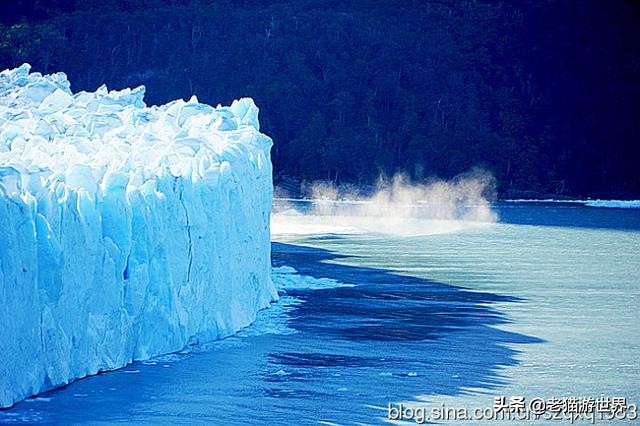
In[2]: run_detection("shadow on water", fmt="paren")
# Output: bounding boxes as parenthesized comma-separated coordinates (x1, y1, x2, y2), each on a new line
(273, 242, 530, 343)
(266, 242, 542, 417)
(2, 241, 542, 425)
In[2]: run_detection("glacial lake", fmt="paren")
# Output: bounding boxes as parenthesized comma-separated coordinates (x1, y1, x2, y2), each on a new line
(2, 202, 639, 424)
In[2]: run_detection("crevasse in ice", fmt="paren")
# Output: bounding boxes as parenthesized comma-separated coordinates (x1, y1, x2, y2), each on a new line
(0, 64, 277, 408)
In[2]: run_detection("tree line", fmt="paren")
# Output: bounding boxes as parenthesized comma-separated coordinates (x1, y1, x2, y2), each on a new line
(1, 0, 638, 197)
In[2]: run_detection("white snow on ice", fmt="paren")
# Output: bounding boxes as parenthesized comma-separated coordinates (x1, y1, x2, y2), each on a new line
(583, 200, 640, 209)
(0, 64, 277, 408)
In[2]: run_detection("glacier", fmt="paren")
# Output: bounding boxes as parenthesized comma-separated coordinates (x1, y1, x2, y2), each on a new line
(0, 64, 277, 408)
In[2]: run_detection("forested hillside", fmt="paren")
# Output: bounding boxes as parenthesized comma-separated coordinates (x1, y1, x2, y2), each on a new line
(1, 0, 638, 197)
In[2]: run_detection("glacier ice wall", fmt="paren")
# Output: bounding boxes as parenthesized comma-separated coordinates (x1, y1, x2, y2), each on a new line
(0, 64, 277, 408)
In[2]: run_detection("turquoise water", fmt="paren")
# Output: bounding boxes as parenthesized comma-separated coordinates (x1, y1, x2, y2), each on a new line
(2, 203, 639, 424)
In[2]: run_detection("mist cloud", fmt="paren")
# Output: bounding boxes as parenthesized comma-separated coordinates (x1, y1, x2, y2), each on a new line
(272, 169, 498, 236)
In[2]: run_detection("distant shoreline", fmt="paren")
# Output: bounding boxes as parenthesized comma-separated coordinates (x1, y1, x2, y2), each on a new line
(502, 199, 640, 209)
(274, 197, 640, 209)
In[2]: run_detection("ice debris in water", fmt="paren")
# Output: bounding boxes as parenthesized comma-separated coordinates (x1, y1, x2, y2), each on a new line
(272, 266, 354, 290)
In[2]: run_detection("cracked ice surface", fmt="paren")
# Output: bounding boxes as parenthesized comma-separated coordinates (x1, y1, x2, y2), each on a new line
(0, 64, 277, 407)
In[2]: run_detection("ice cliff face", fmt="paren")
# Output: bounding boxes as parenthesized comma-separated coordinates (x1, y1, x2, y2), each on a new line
(0, 64, 277, 408)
